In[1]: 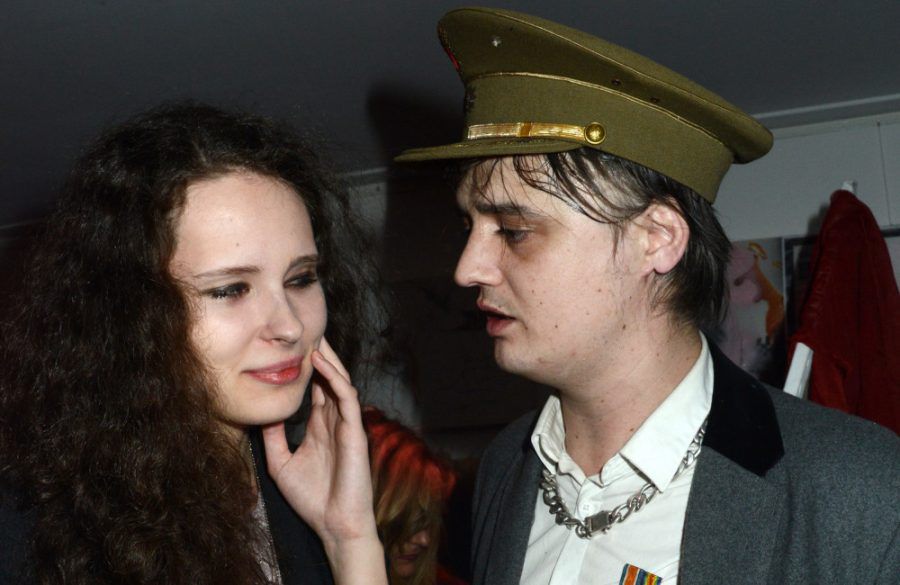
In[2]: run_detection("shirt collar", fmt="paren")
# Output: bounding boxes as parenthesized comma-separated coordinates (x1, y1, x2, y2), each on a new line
(531, 394, 567, 470)
(530, 333, 713, 491)
(619, 333, 713, 491)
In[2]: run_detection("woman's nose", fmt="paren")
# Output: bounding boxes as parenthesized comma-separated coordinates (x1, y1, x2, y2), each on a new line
(410, 529, 430, 547)
(263, 292, 303, 344)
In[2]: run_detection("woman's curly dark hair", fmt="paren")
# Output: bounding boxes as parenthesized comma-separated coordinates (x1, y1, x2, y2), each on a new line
(0, 102, 383, 583)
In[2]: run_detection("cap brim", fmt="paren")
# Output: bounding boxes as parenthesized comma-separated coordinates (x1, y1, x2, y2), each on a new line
(394, 137, 581, 162)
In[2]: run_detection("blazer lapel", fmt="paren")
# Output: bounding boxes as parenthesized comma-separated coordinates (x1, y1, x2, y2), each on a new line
(483, 446, 543, 585)
(681, 448, 787, 583)
(680, 344, 787, 584)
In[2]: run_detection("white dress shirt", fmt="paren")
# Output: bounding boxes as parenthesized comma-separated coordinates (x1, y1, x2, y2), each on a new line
(521, 335, 713, 585)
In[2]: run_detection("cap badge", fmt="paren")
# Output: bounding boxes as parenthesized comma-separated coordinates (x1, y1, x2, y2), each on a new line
(584, 122, 606, 145)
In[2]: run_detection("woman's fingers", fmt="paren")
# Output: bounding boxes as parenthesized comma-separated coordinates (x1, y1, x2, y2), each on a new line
(311, 350, 362, 427)
(318, 338, 352, 380)
(261, 422, 291, 473)
(310, 378, 326, 407)
(312, 351, 354, 398)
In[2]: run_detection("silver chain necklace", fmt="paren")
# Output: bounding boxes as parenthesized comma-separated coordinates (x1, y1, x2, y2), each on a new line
(539, 420, 707, 539)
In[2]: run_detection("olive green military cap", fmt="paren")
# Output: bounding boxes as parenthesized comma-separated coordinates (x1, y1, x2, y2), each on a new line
(396, 7, 773, 202)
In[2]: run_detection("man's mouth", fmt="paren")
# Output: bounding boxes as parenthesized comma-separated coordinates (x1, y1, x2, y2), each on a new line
(478, 301, 515, 335)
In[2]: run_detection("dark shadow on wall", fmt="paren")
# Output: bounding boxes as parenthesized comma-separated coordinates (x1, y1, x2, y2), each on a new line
(0, 221, 42, 319)
(0, 159, 71, 318)
(367, 85, 550, 440)
(366, 84, 462, 167)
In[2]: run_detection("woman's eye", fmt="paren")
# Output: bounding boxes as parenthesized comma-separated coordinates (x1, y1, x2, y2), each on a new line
(287, 272, 318, 289)
(205, 283, 249, 300)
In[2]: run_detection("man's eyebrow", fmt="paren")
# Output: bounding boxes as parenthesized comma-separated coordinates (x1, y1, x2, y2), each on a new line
(472, 201, 545, 219)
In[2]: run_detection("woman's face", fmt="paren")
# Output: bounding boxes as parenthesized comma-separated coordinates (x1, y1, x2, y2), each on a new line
(390, 527, 433, 579)
(169, 172, 327, 441)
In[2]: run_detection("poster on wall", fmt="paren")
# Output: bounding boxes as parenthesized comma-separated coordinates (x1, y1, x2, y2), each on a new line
(708, 237, 787, 387)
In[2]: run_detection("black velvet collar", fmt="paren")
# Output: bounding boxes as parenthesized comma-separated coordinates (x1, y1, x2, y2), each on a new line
(515, 342, 785, 478)
(704, 342, 785, 477)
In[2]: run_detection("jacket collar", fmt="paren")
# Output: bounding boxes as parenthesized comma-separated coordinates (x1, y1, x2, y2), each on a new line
(679, 344, 788, 584)
(524, 341, 785, 478)
(249, 429, 335, 585)
(478, 342, 787, 585)
(703, 342, 785, 475)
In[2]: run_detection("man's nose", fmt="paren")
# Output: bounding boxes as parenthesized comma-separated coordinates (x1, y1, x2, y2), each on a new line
(454, 230, 502, 288)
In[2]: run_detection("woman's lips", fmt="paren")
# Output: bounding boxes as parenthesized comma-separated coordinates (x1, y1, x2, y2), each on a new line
(395, 551, 422, 563)
(246, 357, 303, 385)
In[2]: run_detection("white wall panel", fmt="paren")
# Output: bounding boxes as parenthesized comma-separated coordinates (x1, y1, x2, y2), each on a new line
(880, 121, 900, 226)
(717, 123, 889, 241)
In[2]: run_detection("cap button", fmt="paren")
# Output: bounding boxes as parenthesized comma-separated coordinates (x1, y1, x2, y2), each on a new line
(584, 123, 606, 145)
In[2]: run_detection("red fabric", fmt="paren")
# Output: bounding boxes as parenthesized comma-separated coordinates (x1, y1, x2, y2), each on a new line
(789, 190, 900, 433)
(436, 565, 469, 585)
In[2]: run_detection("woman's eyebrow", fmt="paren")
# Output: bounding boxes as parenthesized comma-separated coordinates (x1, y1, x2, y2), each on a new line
(192, 265, 260, 280)
(286, 254, 319, 271)
(192, 254, 318, 280)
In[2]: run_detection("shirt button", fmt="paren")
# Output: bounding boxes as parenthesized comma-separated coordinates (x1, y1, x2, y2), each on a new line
(580, 504, 594, 513)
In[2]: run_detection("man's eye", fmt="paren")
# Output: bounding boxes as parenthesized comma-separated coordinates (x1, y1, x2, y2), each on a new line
(287, 272, 318, 289)
(205, 283, 249, 300)
(498, 227, 528, 244)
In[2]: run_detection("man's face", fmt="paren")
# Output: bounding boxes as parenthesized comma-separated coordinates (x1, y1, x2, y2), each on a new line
(454, 157, 648, 388)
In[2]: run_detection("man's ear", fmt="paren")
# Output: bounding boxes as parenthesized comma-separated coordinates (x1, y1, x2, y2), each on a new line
(635, 202, 689, 276)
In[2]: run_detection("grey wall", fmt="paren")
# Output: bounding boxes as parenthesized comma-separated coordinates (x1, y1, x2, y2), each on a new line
(718, 112, 900, 240)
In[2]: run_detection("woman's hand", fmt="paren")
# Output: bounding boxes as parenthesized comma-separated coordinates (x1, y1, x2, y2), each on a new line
(262, 339, 387, 585)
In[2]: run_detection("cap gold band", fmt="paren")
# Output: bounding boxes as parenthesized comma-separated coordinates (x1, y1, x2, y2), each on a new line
(467, 121, 606, 145)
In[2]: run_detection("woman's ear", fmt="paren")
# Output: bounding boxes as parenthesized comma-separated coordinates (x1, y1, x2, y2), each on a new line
(636, 201, 690, 276)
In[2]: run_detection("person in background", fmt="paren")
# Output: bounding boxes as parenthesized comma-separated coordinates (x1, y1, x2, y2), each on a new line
(363, 408, 467, 585)
(397, 7, 900, 584)
(0, 102, 388, 584)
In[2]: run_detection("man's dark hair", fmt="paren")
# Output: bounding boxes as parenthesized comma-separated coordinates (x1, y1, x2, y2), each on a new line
(462, 149, 731, 331)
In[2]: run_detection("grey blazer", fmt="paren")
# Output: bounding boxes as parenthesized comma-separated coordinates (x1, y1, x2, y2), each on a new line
(471, 344, 900, 584)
